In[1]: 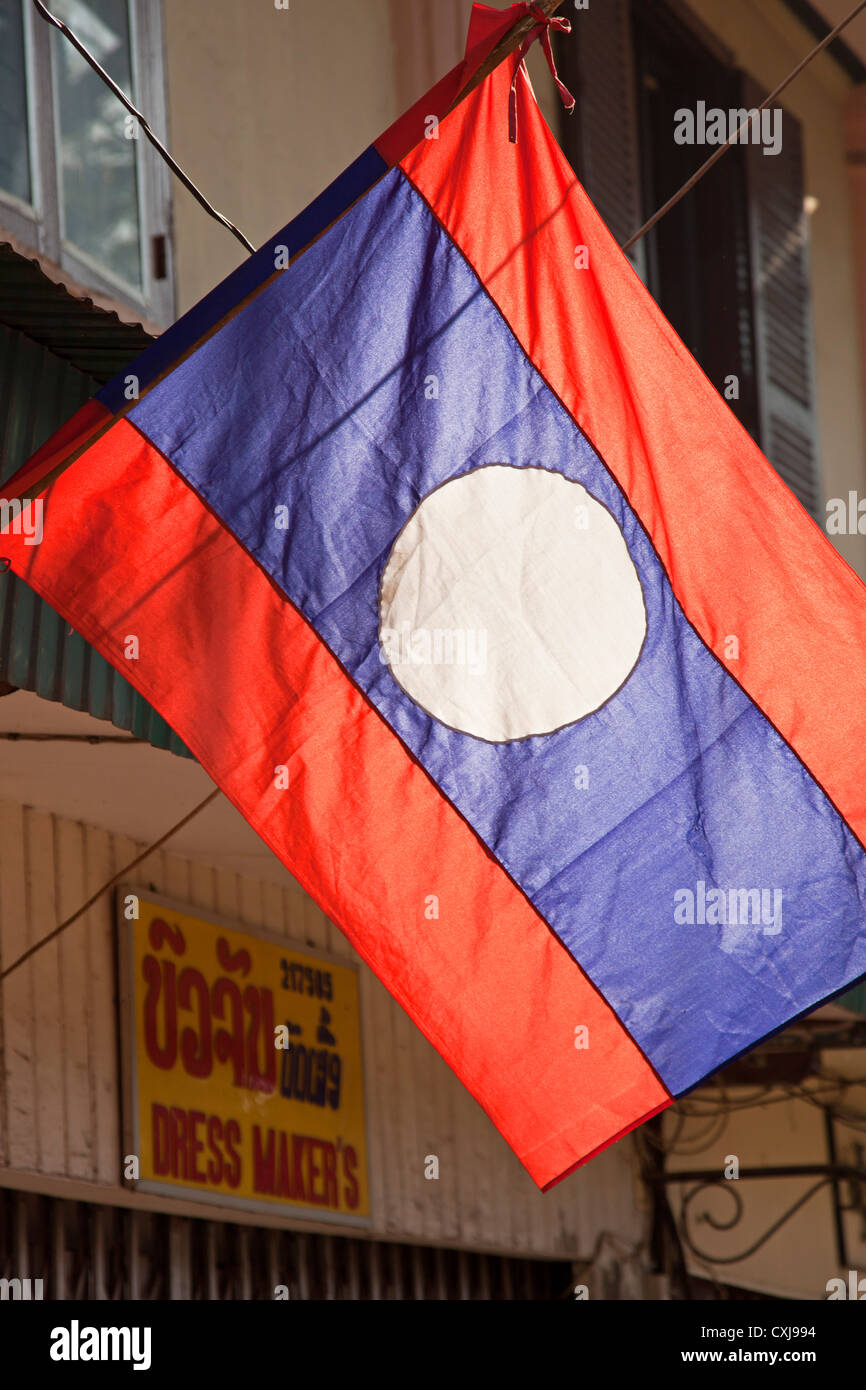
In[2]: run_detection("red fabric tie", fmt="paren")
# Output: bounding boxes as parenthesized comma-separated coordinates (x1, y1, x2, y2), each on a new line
(508, 3, 575, 143)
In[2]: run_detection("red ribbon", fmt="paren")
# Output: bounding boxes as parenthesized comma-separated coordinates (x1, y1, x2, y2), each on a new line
(508, 3, 575, 144)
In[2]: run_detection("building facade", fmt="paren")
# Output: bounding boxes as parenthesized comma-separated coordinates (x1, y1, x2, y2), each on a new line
(1, 0, 865, 1300)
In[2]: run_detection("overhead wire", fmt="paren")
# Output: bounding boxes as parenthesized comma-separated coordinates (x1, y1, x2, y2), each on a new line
(31, 0, 256, 254)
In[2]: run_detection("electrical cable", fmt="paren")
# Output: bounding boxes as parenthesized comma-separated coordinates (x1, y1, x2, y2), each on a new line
(31, 0, 256, 254)
(0, 787, 220, 982)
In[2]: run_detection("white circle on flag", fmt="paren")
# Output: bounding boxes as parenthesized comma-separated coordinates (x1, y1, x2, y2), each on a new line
(378, 464, 646, 742)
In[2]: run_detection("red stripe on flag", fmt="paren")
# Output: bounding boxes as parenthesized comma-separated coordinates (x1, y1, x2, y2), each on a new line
(373, 3, 517, 168)
(3, 397, 110, 499)
(400, 65, 866, 847)
(2, 421, 670, 1187)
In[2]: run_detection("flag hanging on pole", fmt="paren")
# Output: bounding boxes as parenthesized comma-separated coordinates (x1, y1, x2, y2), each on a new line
(5, 2, 866, 1190)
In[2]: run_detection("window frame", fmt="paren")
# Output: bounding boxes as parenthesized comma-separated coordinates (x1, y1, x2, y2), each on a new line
(0, 0, 45, 240)
(0, 0, 173, 328)
(630, 1, 763, 447)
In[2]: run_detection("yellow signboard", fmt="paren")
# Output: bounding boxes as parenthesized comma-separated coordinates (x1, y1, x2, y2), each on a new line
(118, 889, 370, 1225)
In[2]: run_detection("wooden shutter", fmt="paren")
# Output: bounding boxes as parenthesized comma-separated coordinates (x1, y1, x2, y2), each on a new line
(554, 1, 644, 264)
(742, 74, 822, 518)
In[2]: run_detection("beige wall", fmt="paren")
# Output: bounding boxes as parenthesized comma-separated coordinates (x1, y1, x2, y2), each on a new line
(162, 0, 399, 313)
(162, 0, 564, 312)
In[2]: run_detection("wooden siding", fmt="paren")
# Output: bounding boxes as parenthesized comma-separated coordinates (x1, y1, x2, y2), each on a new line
(0, 1188, 576, 1300)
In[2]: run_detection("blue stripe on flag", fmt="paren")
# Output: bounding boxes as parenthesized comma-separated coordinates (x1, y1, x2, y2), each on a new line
(98, 144, 387, 414)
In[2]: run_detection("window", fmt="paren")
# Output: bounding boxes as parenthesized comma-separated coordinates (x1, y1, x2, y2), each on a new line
(555, 0, 822, 519)
(631, 2, 762, 446)
(53, 0, 143, 290)
(0, 0, 31, 205)
(0, 0, 172, 326)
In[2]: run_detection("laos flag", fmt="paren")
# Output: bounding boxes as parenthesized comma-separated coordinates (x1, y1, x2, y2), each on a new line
(6, 3, 866, 1191)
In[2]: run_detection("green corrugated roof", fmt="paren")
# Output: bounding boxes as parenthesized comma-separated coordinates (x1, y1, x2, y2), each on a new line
(0, 245, 191, 758)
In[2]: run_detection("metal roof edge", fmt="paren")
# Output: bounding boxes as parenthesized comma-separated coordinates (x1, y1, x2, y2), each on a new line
(0, 235, 156, 383)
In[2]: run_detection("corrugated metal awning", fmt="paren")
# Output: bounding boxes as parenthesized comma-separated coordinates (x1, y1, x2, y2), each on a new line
(0, 245, 190, 758)
(0, 241, 154, 383)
